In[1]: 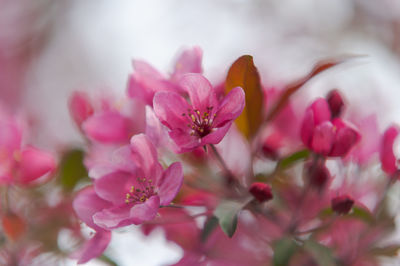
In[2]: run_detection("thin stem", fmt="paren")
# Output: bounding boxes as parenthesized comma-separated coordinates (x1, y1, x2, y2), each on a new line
(209, 144, 234, 178)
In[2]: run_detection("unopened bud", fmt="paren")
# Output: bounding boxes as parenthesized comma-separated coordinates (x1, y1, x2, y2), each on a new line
(249, 182, 273, 203)
(331, 195, 354, 214)
(305, 160, 330, 189)
(327, 90, 344, 118)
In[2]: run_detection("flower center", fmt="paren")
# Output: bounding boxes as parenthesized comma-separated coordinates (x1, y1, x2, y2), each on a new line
(125, 177, 156, 204)
(183, 107, 217, 138)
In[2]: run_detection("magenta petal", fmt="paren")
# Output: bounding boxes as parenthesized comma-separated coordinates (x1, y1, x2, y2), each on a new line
(130, 134, 163, 180)
(95, 171, 134, 205)
(153, 91, 191, 130)
(380, 126, 399, 175)
(93, 205, 133, 229)
(75, 231, 111, 264)
(18, 146, 56, 184)
(169, 129, 200, 153)
(83, 111, 130, 143)
(330, 119, 360, 157)
(171, 46, 203, 82)
(129, 195, 160, 224)
(158, 162, 183, 205)
(201, 123, 231, 145)
(73, 186, 112, 231)
(213, 87, 245, 127)
(179, 74, 218, 113)
(300, 109, 315, 147)
(311, 121, 334, 156)
(310, 98, 331, 124)
(68, 91, 93, 127)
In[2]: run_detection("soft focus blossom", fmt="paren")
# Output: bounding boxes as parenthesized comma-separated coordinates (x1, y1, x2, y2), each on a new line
(380, 125, 399, 176)
(128, 46, 203, 105)
(91, 134, 183, 229)
(153, 74, 245, 153)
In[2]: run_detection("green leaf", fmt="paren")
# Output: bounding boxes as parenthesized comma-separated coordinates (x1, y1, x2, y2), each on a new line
(225, 55, 264, 139)
(348, 206, 375, 224)
(304, 240, 336, 266)
(213, 198, 251, 237)
(278, 149, 310, 170)
(273, 237, 298, 266)
(201, 216, 219, 242)
(59, 149, 88, 191)
(98, 254, 118, 266)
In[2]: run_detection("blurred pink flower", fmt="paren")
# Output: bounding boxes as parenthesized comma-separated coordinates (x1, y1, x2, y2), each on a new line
(153, 74, 245, 153)
(72, 186, 112, 264)
(128, 46, 203, 105)
(91, 134, 183, 229)
(0, 110, 56, 185)
(301, 98, 360, 157)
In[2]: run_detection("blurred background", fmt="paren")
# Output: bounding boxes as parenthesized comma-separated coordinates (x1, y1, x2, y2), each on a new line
(2, 0, 400, 265)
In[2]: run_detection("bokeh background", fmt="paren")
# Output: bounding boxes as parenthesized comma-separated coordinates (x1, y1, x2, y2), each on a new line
(2, 0, 400, 265)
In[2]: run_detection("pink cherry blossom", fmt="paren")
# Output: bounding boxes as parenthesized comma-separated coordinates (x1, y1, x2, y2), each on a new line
(72, 186, 112, 264)
(153, 74, 245, 153)
(128, 46, 203, 105)
(90, 134, 183, 229)
(300, 98, 360, 157)
(0, 110, 56, 186)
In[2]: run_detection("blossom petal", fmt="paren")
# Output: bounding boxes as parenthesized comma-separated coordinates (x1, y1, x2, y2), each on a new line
(310, 98, 331, 124)
(129, 195, 160, 224)
(82, 111, 130, 143)
(158, 162, 183, 205)
(93, 205, 133, 229)
(311, 121, 334, 156)
(68, 91, 93, 127)
(201, 123, 231, 145)
(94, 171, 134, 205)
(171, 46, 203, 82)
(130, 134, 163, 181)
(213, 87, 245, 127)
(330, 119, 360, 157)
(179, 74, 218, 113)
(17, 146, 56, 184)
(380, 125, 399, 175)
(169, 129, 200, 153)
(73, 186, 112, 231)
(300, 109, 315, 147)
(75, 231, 111, 264)
(153, 91, 191, 130)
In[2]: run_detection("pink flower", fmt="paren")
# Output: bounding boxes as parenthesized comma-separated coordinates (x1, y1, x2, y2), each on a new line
(153, 74, 245, 153)
(91, 134, 183, 229)
(72, 186, 112, 264)
(300, 98, 360, 157)
(0, 110, 56, 186)
(380, 125, 399, 176)
(68, 90, 145, 144)
(128, 47, 203, 105)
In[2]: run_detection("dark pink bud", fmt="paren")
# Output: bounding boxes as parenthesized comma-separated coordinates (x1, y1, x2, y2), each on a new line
(329, 119, 360, 157)
(331, 195, 354, 214)
(380, 125, 399, 175)
(305, 160, 330, 189)
(327, 90, 344, 118)
(249, 182, 273, 203)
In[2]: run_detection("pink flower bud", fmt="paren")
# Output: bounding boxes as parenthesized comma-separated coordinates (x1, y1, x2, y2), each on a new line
(331, 195, 354, 214)
(249, 182, 273, 203)
(305, 160, 330, 189)
(327, 89, 344, 118)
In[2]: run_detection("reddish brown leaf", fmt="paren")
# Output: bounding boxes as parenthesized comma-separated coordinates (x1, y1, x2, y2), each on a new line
(225, 55, 264, 139)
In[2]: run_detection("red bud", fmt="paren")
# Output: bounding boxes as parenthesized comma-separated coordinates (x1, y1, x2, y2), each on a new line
(327, 89, 344, 118)
(249, 182, 273, 203)
(331, 195, 354, 214)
